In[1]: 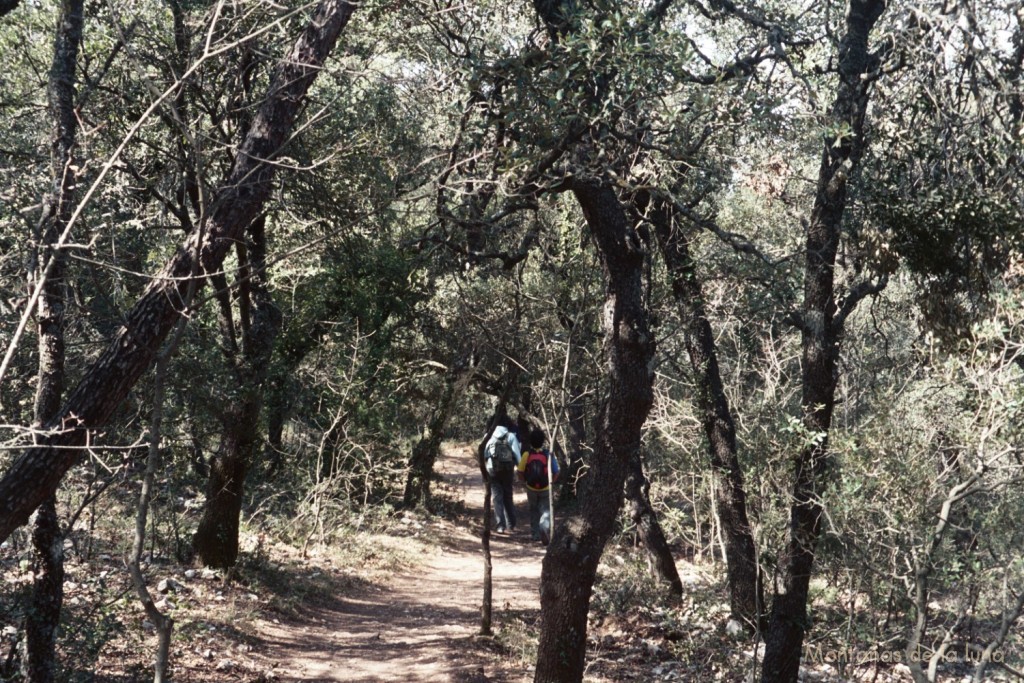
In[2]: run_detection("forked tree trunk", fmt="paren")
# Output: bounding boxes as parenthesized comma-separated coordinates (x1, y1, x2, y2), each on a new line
(534, 180, 655, 683)
(647, 198, 763, 628)
(761, 3, 887, 681)
(23, 0, 84, 677)
(0, 0, 359, 544)
(194, 218, 281, 568)
(625, 451, 682, 597)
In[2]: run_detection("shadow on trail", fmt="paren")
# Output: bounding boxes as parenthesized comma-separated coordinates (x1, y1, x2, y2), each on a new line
(257, 444, 542, 683)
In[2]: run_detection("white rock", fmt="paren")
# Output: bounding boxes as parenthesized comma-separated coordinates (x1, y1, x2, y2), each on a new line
(725, 619, 746, 637)
(157, 578, 179, 593)
(215, 659, 235, 672)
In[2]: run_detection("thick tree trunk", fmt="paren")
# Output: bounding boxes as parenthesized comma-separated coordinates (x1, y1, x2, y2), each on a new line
(625, 451, 682, 597)
(534, 180, 655, 683)
(194, 218, 281, 568)
(761, 3, 887, 681)
(648, 199, 763, 628)
(193, 426, 255, 568)
(23, 1, 84, 677)
(0, 0, 358, 545)
(0, 0, 19, 19)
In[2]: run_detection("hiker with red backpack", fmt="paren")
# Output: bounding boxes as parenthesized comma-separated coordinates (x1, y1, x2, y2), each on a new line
(484, 415, 522, 534)
(518, 428, 559, 545)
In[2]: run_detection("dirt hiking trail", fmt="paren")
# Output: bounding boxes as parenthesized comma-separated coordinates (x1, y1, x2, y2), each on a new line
(256, 445, 543, 682)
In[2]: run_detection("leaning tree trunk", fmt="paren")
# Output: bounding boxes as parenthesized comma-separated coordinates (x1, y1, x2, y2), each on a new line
(761, 2, 887, 681)
(625, 451, 682, 597)
(22, 0, 84, 678)
(534, 180, 655, 683)
(0, 0, 359, 544)
(647, 197, 763, 629)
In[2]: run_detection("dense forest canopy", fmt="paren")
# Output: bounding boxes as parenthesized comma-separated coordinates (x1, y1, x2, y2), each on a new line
(0, 0, 1022, 682)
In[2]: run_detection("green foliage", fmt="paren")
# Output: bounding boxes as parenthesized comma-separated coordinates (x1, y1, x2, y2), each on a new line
(2, 1, 1024, 679)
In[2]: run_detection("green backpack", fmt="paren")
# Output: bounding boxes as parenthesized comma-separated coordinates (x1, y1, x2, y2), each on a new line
(492, 433, 517, 468)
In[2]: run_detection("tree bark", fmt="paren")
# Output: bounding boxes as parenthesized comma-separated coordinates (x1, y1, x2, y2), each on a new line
(193, 217, 282, 568)
(556, 383, 589, 502)
(128, 338, 179, 683)
(647, 197, 763, 629)
(0, 0, 19, 20)
(534, 180, 655, 683)
(192, 424, 255, 568)
(22, 1, 84, 677)
(625, 451, 682, 597)
(477, 427, 496, 636)
(22, 498, 63, 683)
(761, 3, 887, 681)
(0, 0, 359, 545)
(403, 359, 469, 508)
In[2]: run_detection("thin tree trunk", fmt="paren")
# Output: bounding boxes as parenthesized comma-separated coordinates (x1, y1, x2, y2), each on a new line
(478, 431, 495, 636)
(403, 359, 470, 508)
(557, 384, 588, 502)
(22, 498, 63, 683)
(128, 337, 182, 683)
(534, 180, 655, 683)
(0, 0, 359, 545)
(761, 3, 887, 681)
(646, 197, 763, 628)
(22, 1, 84, 677)
(625, 451, 682, 597)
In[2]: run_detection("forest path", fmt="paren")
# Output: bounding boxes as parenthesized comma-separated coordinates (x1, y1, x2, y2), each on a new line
(256, 444, 543, 682)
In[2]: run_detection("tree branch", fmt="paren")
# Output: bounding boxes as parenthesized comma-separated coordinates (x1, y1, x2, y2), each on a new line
(833, 273, 889, 333)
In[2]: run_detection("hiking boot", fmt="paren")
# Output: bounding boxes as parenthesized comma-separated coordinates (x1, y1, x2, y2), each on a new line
(495, 526, 506, 534)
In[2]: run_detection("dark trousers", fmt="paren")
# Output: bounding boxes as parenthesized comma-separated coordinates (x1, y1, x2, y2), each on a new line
(491, 464, 516, 531)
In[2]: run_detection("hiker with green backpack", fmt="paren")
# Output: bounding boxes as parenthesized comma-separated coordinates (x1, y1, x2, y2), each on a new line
(517, 428, 559, 545)
(484, 415, 522, 534)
